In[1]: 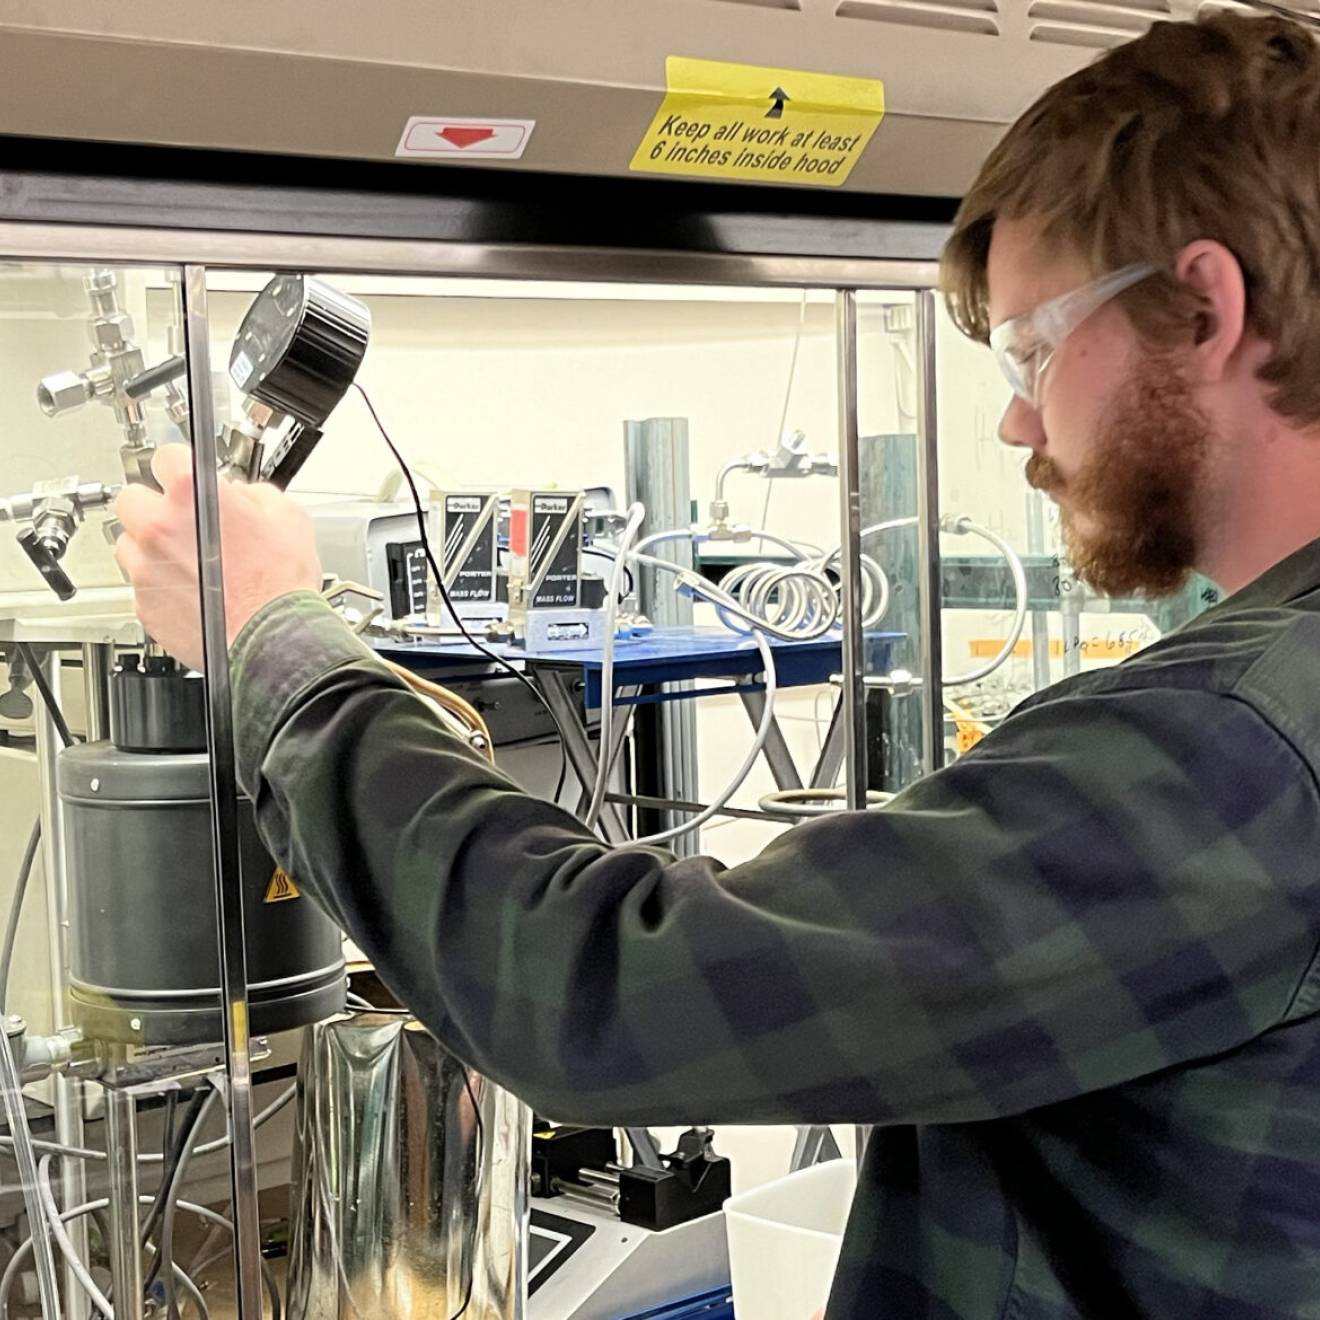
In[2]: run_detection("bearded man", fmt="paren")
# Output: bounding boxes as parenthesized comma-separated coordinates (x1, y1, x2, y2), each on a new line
(114, 12, 1320, 1316)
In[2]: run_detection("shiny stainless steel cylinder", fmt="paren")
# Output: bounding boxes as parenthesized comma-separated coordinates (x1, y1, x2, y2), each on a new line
(288, 1013, 530, 1319)
(80, 643, 112, 742)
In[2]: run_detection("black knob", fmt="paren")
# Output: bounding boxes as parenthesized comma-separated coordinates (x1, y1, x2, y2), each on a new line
(17, 530, 75, 601)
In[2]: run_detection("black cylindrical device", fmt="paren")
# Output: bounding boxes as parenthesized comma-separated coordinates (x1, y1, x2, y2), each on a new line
(228, 274, 370, 429)
(57, 659, 345, 1046)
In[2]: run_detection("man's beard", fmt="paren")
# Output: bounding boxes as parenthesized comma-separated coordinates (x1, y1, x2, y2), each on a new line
(1025, 360, 1211, 598)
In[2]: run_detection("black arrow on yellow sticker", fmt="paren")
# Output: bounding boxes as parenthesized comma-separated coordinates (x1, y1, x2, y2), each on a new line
(767, 86, 791, 119)
(264, 866, 301, 904)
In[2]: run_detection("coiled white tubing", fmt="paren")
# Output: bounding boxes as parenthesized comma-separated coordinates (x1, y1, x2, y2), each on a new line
(717, 552, 892, 639)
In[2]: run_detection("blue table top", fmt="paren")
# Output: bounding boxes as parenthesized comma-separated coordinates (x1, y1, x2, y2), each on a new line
(374, 627, 903, 707)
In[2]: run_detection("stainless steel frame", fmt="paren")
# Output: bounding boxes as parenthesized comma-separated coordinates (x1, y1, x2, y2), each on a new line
(80, 645, 113, 1320)
(104, 1075, 142, 1318)
(0, 219, 945, 1315)
(31, 652, 89, 1320)
(180, 265, 265, 1319)
(0, 222, 939, 290)
(914, 291, 946, 774)
(834, 291, 870, 812)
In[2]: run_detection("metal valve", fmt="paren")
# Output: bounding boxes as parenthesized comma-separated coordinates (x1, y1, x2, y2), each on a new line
(321, 579, 387, 635)
(36, 268, 193, 489)
(0, 477, 121, 601)
(709, 430, 838, 532)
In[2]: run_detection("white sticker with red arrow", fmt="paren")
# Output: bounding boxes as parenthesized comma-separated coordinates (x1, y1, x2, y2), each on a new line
(395, 116, 536, 160)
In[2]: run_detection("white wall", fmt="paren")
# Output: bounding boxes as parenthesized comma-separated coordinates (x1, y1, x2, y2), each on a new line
(205, 283, 885, 546)
(0, 263, 182, 594)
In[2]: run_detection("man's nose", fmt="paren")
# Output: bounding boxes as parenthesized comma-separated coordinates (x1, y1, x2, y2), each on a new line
(999, 395, 1045, 451)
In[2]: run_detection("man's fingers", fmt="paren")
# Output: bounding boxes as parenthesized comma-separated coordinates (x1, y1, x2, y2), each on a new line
(112, 482, 162, 537)
(111, 531, 135, 577)
(150, 442, 195, 503)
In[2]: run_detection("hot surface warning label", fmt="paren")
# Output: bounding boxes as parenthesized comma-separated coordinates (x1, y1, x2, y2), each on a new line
(631, 57, 885, 187)
(265, 867, 301, 904)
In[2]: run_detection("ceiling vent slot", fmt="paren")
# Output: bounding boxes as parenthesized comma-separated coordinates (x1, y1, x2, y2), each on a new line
(836, 0, 1000, 37)
(1028, 0, 1169, 47)
(706, 0, 802, 8)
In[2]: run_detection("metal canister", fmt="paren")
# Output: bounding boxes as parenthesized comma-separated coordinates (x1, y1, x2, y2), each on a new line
(287, 1013, 529, 1319)
(57, 739, 345, 1046)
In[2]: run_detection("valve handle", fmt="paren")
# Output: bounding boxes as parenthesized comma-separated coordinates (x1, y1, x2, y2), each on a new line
(16, 529, 76, 601)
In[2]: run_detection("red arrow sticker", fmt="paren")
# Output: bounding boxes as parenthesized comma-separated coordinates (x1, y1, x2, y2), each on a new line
(438, 126, 498, 150)
(397, 116, 536, 160)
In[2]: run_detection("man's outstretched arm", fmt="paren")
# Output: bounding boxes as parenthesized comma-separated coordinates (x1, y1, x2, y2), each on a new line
(232, 589, 1320, 1128)
(116, 448, 1320, 1128)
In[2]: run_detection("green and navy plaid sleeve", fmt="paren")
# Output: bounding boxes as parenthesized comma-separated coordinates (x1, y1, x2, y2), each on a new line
(230, 591, 1320, 1127)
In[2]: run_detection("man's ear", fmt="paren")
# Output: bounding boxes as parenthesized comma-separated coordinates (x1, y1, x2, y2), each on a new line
(1172, 240, 1248, 384)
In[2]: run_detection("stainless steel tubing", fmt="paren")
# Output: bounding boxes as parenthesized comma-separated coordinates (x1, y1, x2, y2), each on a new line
(552, 1179, 620, 1211)
(180, 264, 264, 1318)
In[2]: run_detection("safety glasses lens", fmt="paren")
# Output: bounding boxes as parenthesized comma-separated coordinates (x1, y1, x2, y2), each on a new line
(992, 343, 1035, 405)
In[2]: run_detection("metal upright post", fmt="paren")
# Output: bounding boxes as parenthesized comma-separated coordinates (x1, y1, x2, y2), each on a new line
(1025, 492, 1053, 693)
(624, 418, 699, 851)
(81, 643, 112, 740)
(180, 264, 264, 1319)
(31, 650, 90, 1320)
(104, 1063, 142, 1319)
(913, 292, 946, 775)
(834, 292, 869, 812)
(838, 292, 875, 1171)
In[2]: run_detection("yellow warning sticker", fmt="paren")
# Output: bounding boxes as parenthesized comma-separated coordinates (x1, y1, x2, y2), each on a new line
(630, 57, 884, 188)
(264, 866, 301, 904)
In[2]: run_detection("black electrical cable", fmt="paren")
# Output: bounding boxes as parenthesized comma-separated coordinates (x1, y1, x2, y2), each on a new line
(15, 642, 74, 749)
(140, 1089, 209, 1297)
(351, 383, 495, 1320)
(350, 383, 572, 807)
(0, 820, 40, 1013)
(161, 1092, 179, 1157)
(160, 1090, 217, 1320)
(552, 756, 570, 810)
(581, 546, 636, 600)
(181, 1243, 281, 1320)
(1, 647, 70, 1018)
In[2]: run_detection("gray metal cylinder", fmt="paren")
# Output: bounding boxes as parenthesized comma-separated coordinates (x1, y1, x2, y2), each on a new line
(57, 740, 345, 1046)
(287, 1013, 529, 1319)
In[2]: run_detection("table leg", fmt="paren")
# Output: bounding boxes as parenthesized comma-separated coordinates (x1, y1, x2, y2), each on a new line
(538, 671, 634, 844)
(789, 1125, 843, 1173)
(810, 696, 847, 790)
(738, 688, 803, 792)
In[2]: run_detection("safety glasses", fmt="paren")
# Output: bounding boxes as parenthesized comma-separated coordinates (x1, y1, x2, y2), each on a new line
(989, 263, 1158, 407)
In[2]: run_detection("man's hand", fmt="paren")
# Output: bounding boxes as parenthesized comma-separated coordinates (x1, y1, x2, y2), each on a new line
(113, 445, 323, 672)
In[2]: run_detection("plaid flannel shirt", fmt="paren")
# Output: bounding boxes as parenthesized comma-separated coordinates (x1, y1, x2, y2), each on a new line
(232, 537, 1320, 1319)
